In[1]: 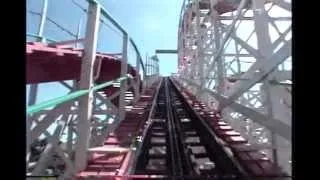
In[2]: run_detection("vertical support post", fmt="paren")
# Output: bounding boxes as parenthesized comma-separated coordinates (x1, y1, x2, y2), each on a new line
(200, 0, 248, 92)
(72, 80, 78, 91)
(151, 57, 153, 77)
(28, 84, 38, 106)
(76, 18, 82, 49)
(119, 33, 128, 122)
(253, 0, 272, 58)
(154, 57, 157, 77)
(141, 58, 145, 93)
(155, 57, 157, 76)
(157, 57, 159, 78)
(153, 57, 155, 76)
(134, 53, 141, 102)
(74, 2, 101, 172)
(189, 3, 197, 81)
(235, 41, 241, 74)
(68, 80, 77, 156)
(148, 55, 151, 83)
(157, 58, 159, 75)
(38, 0, 48, 42)
(252, 0, 278, 165)
(142, 56, 146, 82)
(150, 55, 158, 84)
(264, 82, 278, 163)
(152, 58, 154, 83)
(27, 83, 38, 164)
(135, 54, 140, 75)
(214, 12, 224, 94)
(145, 54, 147, 87)
(30, 0, 51, 108)
(150, 56, 153, 85)
(145, 53, 149, 87)
(148, 54, 150, 77)
(67, 121, 74, 157)
(26, 117, 31, 166)
(195, 0, 203, 94)
(195, 0, 205, 99)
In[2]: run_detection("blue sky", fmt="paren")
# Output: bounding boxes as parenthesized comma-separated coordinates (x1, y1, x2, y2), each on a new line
(26, 0, 292, 147)
(27, 0, 183, 103)
(26, 0, 291, 104)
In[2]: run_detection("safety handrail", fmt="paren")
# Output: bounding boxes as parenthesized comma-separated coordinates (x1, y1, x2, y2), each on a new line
(27, 0, 146, 77)
(27, 74, 132, 115)
(87, 0, 126, 34)
(86, 0, 145, 75)
(26, 33, 57, 43)
(129, 38, 145, 74)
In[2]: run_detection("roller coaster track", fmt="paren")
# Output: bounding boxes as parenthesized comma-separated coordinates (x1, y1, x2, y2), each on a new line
(76, 78, 290, 179)
(26, 0, 291, 179)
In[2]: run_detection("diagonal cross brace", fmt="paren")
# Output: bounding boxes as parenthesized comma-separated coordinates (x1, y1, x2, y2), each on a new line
(178, 77, 291, 141)
(218, 40, 291, 110)
(94, 92, 119, 114)
(30, 102, 72, 145)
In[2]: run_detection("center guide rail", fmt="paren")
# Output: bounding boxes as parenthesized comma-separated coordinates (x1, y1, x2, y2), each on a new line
(131, 77, 250, 180)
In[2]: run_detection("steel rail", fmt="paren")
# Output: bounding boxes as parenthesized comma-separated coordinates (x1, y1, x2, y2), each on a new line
(27, 74, 132, 115)
(168, 77, 249, 177)
(165, 78, 184, 177)
(128, 78, 163, 174)
(132, 77, 248, 178)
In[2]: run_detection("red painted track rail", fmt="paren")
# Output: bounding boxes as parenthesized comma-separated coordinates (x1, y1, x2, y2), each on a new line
(75, 77, 289, 179)
(76, 80, 161, 179)
(26, 42, 139, 84)
(26, 42, 142, 107)
(171, 78, 289, 179)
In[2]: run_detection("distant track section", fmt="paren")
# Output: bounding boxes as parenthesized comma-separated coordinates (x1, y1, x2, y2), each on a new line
(132, 78, 246, 179)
